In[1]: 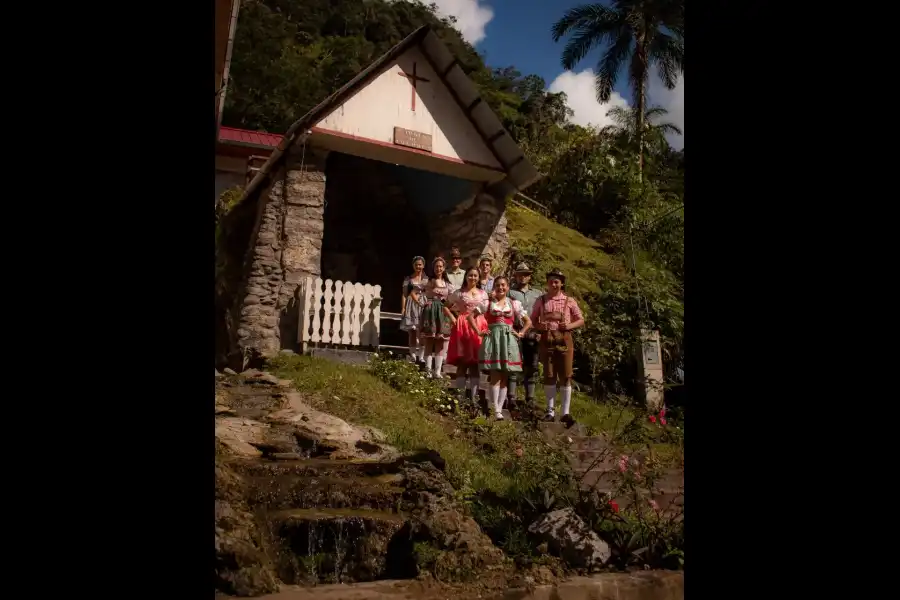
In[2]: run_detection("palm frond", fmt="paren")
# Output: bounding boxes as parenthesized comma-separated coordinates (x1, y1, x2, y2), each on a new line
(656, 123, 682, 136)
(644, 106, 670, 120)
(561, 29, 608, 71)
(551, 4, 620, 42)
(650, 34, 684, 85)
(595, 30, 632, 102)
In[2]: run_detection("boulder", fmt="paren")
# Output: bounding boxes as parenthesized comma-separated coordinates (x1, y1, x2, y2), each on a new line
(215, 416, 269, 457)
(528, 507, 611, 569)
(265, 392, 398, 461)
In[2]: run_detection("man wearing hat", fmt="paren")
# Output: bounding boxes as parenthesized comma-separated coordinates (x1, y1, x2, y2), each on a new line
(508, 262, 543, 409)
(530, 268, 585, 426)
(446, 247, 465, 292)
(478, 254, 495, 293)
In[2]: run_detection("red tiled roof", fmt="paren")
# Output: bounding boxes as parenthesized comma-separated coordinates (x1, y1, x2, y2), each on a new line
(218, 126, 283, 148)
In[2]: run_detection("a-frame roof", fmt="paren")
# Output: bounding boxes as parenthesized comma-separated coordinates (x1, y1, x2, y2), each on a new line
(242, 25, 540, 203)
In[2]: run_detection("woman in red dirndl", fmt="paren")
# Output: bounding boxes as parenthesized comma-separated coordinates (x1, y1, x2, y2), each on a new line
(447, 267, 489, 405)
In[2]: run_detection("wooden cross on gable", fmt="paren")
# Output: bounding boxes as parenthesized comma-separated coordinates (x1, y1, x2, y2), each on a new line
(397, 62, 430, 111)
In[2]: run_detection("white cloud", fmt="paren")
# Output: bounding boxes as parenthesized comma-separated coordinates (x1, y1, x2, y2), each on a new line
(549, 69, 685, 149)
(417, 0, 494, 45)
(548, 69, 630, 130)
(649, 75, 684, 149)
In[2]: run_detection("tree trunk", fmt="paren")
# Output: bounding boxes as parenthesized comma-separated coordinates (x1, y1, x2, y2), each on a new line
(635, 35, 648, 187)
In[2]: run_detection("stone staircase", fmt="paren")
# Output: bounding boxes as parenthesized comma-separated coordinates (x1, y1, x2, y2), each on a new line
(538, 421, 683, 511)
(413, 361, 682, 510)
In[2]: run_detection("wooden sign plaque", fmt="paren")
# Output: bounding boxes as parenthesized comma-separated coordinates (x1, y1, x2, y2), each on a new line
(393, 127, 433, 152)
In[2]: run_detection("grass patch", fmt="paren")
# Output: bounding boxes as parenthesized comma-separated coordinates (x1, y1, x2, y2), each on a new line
(571, 392, 636, 435)
(267, 354, 526, 495)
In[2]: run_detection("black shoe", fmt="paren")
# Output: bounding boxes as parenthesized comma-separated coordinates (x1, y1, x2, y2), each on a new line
(561, 414, 576, 428)
(543, 413, 555, 422)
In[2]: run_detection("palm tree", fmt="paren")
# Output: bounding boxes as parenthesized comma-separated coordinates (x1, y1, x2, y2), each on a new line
(600, 105, 681, 159)
(552, 0, 684, 183)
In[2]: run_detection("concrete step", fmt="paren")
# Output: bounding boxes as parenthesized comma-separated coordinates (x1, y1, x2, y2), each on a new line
(570, 449, 612, 466)
(568, 435, 609, 452)
(537, 421, 586, 437)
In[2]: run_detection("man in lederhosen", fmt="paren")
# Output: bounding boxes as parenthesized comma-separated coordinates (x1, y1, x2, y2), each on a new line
(530, 268, 585, 426)
(508, 262, 543, 411)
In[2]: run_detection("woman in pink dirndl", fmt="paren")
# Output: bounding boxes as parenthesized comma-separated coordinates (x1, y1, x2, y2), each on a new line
(447, 267, 489, 406)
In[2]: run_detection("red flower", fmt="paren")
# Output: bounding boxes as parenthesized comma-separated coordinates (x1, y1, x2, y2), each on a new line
(648, 415, 657, 424)
(609, 500, 619, 513)
(660, 418, 668, 425)
(659, 407, 667, 418)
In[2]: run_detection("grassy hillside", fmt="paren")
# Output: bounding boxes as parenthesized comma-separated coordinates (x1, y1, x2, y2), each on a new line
(266, 355, 675, 491)
(503, 203, 627, 302)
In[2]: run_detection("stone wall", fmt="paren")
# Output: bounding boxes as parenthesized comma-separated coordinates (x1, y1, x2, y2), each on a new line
(234, 147, 328, 360)
(428, 190, 509, 267)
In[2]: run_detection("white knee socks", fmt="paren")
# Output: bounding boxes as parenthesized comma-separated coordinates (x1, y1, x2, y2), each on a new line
(560, 386, 572, 416)
(470, 380, 480, 400)
(498, 387, 507, 417)
(545, 384, 557, 416)
(434, 355, 444, 378)
(489, 384, 500, 416)
(417, 344, 426, 362)
(425, 355, 434, 373)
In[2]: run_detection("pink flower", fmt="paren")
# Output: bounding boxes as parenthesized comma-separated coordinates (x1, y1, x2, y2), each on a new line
(649, 499, 660, 511)
(648, 415, 657, 424)
(617, 455, 629, 472)
(659, 407, 667, 418)
(660, 418, 668, 425)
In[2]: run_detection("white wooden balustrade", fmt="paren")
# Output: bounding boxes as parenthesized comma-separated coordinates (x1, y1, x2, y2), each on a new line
(297, 277, 383, 351)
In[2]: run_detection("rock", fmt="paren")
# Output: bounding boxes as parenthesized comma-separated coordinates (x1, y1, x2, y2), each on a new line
(216, 369, 224, 378)
(246, 372, 281, 386)
(413, 500, 506, 582)
(265, 394, 398, 461)
(527, 507, 611, 569)
(277, 378, 293, 387)
(215, 465, 280, 596)
(215, 404, 237, 416)
(224, 368, 237, 375)
(215, 416, 269, 457)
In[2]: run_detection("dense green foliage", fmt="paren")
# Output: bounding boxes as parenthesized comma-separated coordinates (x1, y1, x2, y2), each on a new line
(223, 0, 684, 402)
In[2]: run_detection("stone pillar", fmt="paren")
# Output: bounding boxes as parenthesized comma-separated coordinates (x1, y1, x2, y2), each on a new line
(278, 147, 328, 346)
(636, 329, 665, 412)
(428, 191, 509, 267)
(235, 146, 328, 360)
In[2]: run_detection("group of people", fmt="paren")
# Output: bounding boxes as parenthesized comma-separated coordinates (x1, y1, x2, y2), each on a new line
(399, 248, 585, 425)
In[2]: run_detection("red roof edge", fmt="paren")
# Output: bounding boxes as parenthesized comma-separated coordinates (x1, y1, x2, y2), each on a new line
(218, 126, 284, 148)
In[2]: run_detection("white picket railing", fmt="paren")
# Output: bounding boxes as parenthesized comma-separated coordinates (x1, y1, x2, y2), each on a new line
(297, 277, 383, 351)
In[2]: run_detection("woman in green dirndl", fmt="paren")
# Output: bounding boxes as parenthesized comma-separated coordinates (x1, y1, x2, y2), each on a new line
(468, 276, 532, 420)
(420, 256, 455, 379)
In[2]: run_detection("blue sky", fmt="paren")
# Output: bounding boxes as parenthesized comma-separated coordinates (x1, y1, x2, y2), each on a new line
(479, 0, 632, 98)
(426, 0, 684, 148)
